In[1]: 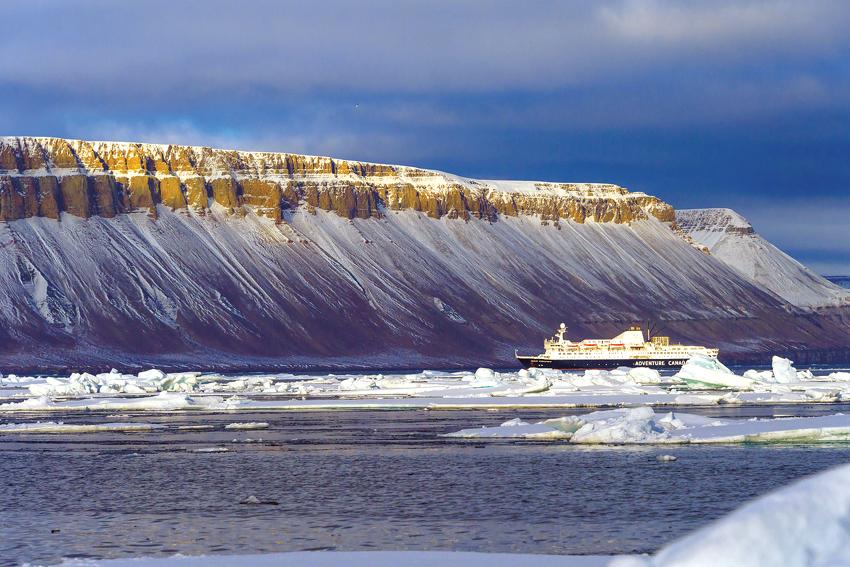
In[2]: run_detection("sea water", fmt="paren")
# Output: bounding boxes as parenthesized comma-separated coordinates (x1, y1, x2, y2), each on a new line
(2, 405, 850, 566)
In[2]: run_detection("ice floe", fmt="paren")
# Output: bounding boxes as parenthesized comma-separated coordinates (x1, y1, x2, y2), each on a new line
(26, 369, 202, 396)
(0, 421, 163, 433)
(445, 408, 850, 444)
(224, 422, 270, 430)
(0, 392, 230, 412)
(673, 356, 755, 390)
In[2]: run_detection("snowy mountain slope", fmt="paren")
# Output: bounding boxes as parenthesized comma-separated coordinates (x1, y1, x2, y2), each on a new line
(0, 137, 847, 370)
(676, 208, 849, 308)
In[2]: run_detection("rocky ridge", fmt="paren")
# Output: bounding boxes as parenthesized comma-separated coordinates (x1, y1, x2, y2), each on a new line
(677, 208, 849, 308)
(0, 137, 674, 226)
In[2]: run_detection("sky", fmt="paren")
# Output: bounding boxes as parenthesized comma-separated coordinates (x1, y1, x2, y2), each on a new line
(2, 0, 849, 273)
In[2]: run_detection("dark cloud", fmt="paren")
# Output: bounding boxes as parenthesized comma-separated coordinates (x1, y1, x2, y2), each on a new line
(1, 0, 849, 271)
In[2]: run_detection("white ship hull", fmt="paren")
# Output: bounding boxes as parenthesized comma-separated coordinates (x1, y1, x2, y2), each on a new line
(516, 354, 691, 370)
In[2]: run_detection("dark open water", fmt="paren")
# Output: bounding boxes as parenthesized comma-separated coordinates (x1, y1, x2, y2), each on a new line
(2, 405, 850, 566)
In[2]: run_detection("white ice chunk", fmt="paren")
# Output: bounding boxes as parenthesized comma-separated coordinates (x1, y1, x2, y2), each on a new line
(570, 407, 668, 444)
(628, 367, 662, 384)
(743, 369, 773, 381)
(137, 369, 166, 381)
(474, 367, 496, 380)
(674, 355, 754, 389)
(771, 356, 799, 384)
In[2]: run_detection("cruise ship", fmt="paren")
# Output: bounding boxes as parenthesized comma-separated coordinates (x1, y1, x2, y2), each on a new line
(516, 324, 719, 370)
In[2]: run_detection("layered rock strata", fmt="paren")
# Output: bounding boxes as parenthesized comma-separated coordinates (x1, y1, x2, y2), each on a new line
(0, 137, 673, 225)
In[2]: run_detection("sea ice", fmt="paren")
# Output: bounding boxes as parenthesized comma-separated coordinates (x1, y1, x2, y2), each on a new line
(673, 356, 754, 389)
(4, 359, 850, 413)
(137, 369, 166, 381)
(445, 409, 850, 444)
(0, 392, 226, 412)
(224, 422, 270, 430)
(569, 407, 669, 444)
(0, 421, 163, 433)
(624, 367, 664, 384)
(25, 369, 202, 396)
(771, 356, 799, 384)
(444, 416, 571, 439)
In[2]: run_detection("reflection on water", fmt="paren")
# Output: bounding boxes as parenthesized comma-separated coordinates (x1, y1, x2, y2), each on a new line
(1, 407, 850, 566)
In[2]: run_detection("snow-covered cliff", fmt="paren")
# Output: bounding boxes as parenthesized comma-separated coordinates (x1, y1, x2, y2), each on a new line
(0, 137, 672, 225)
(677, 208, 849, 308)
(0, 137, 847, 371)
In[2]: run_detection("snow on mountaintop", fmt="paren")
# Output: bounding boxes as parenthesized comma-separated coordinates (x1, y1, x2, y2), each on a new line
(0, 135, 638, 201)
(676, 208, 849, 308)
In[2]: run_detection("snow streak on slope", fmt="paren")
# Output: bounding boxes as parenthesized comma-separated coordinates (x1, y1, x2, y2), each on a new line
(0, 206, 847, 370)
(676, 208, 849, 308)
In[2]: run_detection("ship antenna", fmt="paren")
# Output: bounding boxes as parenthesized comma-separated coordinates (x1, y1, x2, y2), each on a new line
(643, 320, 661, 340)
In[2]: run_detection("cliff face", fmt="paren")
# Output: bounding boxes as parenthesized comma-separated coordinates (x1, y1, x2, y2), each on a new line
(0, 137, 848, 371)
(0, 137, 674, 225)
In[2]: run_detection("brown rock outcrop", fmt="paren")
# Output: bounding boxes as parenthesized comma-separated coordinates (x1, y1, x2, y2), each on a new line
(90, 174, 120, 217)
(59, 175, 92, 218)
(127, 175, 160, 215)
(159, 176, 187, 210)
(36, 177, 61, 219)
(183, 177, 209, 211)
(240, 178, 282, 220)
(210, 177, 239, 212)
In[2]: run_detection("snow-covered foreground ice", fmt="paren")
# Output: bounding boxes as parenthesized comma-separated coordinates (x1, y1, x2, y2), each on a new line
(2, 357, 850, 414)
(47, 462, 850, 567)
(445, 407, 850, 444)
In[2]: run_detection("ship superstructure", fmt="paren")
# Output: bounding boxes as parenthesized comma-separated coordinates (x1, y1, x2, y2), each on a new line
(516, 324, 719, 370)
